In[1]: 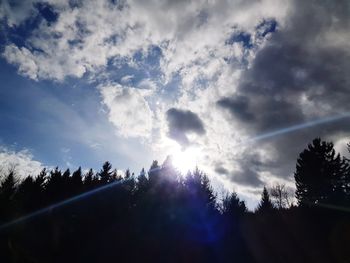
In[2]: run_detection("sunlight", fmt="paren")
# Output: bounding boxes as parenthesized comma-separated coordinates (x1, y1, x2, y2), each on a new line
(171, 147, 202, 174)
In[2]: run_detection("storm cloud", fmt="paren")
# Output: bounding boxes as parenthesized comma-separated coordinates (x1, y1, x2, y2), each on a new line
(217, 0, 350, 184)
(166, 108, 205, 146)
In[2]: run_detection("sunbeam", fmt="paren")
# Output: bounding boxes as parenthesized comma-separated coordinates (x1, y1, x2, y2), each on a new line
(239, 113, 350, 145)
(0, 178, 129, 230)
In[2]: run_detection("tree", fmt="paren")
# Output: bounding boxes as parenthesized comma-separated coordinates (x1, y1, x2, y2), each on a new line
(256, 186, 274, 213)
(0, 170, 16, 201)
(222, 192, 247, 217)
(83, 168, 97, 189)
(185, 167, 216, 210)
(294, 138, 347, 206)
(98, 161, 113, 184)
(71, 167, 83, 193)
(269, 183, 293, 209)
(0, 170, 17, 220)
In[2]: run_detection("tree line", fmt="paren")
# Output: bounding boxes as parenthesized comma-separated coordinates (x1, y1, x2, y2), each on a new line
(0, 138, 349, 262)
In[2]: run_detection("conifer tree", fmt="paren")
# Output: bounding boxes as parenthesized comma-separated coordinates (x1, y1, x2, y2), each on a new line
(0, 170, 17, 219)
(222, 192, 247, 217)
(256, 186, 274, 213)
(99, 161, 113, 184)
(83, 168, 94, 188)
(294, 138, 346, 206)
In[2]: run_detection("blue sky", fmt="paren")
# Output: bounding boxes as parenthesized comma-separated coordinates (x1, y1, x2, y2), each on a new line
(1, 0, 350, 207)
(0, 57, 154, 171)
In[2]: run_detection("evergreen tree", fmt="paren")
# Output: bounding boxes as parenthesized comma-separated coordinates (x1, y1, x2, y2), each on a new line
(222, 192, 247, 217)
(0, 170, 17, 220)
(83, 168, 94, 188)
(256, 186, 274, 213)
(62, 168, 71, 181)
(45, 167, 64, 202)
(148, 160, 161, 186)
(137, 168, 149, 193)
(185, 167, 216, 210)
(98, 161, 113, 184)
(294, 138, 346, 206)
(35, 168, 47, 188)
(14, 176, 37, 213)
(0, 170, 16, 201)
(71, 167, 83, 194)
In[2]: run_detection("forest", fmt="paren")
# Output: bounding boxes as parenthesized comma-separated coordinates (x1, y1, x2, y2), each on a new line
(0, 137, 349, 263)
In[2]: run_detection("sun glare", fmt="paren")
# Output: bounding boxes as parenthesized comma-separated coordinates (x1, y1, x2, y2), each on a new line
(171, 147, 202, 174)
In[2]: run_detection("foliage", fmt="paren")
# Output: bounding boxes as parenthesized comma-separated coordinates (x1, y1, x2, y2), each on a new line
(294, 138, 349, 206)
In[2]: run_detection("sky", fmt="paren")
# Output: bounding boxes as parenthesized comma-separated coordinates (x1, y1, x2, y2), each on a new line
(0, 0, 350, 207)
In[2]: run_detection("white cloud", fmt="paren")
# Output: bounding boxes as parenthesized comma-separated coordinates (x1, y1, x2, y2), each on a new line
(100, 84, 153, 138)
(121, 75, 134, 84)
(3, 0, 328, 206)
(0, 1, 291, 202)
(3, 45, 39, 80)
(0, 147, 44, 178)
(1, 0, 289, 81)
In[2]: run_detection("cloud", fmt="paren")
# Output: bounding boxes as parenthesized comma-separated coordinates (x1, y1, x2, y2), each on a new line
(215, 150, 265, 187)
(217, 95, 255, 122)
(166, 108, 205, 146)
(3, 45, 39, 80)
(0, 0, 39, 26)
(215, 0, 350, 183)
(100, 84, 153, 138)
(120, 75, 134, 84)
(1, 0, 289, 81)
(0, 147, 44, 178)
(3, 0, 350, 206)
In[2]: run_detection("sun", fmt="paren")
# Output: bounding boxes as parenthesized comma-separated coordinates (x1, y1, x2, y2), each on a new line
(171, 147, 202, 174)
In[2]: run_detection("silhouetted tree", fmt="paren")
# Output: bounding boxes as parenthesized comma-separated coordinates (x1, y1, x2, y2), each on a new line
(98, 161, 113, 184)
(45, 167, 65, 203)
(185, 167, 216, 210)
(222, 192, 247, 217)
(0, 151, 349, 263)
(70, 167, 83, 194)
(15, 176, 36, 213)
(294, 138, 347, 206)
(256, 186, 274, 213)
(0, 170, 16, 220)
(269, 183, 293, 209)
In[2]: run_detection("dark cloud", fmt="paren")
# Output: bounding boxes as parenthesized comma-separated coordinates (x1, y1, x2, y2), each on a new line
(217, 95, 255, 122)
(215, 165, 264, 188)
(214, 165, 229, 175)
(166, 108, 205, 145)
(231, 168, 263, 187)
(215, 153, 264, 187)
(217, 0, 350, 182)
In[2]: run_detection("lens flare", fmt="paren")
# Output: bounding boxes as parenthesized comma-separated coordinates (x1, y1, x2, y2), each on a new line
(239, 113, 350, 146)
(0, 178, 129, 231)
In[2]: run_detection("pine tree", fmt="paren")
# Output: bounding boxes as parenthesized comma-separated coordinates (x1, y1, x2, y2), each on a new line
(83, 168, 94, 188)
(294, 138, 346, 206)
(222, 192, 247, 217)
(71, 167, 83, 194)
(99, 161, 113, 184)
(46, 167, 64, 202)
(256, 186, 274, 213)
(0, 170, 17, 220)
(185, 167, 216, 210)
(137, 168, 149, 193)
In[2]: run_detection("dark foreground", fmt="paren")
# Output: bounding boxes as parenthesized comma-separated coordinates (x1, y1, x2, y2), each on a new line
(0, 138, 350, 262)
